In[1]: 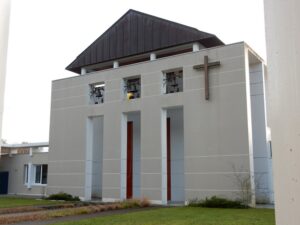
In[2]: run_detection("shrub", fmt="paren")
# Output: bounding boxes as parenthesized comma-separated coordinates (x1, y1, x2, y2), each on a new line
(139, 197, 151, 207)
(120, 199, 141, 208)
(120, 198, 150, 208)
(188, 196, 248, 209)
(46, 192, 80, 202)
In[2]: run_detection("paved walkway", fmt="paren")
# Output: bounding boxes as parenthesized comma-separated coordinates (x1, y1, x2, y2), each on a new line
(256, 204, 275, 209)
(14, 207, 159, 225)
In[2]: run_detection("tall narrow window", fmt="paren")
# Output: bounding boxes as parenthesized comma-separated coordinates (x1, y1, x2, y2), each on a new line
(123, 76, 141, 100)
(163, 69, 183, 94)
(35, 165, 42, 184)
(24, 164, 28, 184)
(90, 82, 105, 104)
(42, 165, 48, 184)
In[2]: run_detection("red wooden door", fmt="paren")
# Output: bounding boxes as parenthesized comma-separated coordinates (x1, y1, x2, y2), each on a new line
(167, 118, 171, 201)
(127, 121, 133, 199)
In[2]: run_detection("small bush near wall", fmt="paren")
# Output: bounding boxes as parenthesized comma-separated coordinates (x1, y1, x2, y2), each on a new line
(46, 192, 80, 202)
(120, 198, 150, 208)
(188, 196, 249, 209)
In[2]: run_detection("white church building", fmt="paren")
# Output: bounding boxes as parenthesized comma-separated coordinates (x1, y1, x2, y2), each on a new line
(1, 9, 273, 206)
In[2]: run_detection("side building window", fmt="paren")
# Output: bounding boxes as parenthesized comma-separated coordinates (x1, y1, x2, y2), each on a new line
(34, 164, 48, 184)
(24, 164, 48, 185)
(24, 164, 28, 184)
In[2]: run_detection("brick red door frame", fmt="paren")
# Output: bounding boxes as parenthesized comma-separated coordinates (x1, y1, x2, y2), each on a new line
(167, 118, 171, 201)
(126, 121, 133, 199)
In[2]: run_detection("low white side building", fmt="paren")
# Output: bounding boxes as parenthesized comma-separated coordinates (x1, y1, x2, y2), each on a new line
(0, 142, 48, 196)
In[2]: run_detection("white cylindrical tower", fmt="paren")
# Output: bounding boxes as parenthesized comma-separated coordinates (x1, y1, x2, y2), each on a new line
(264, 0, 300, 224)
(0, 0, 11, 144)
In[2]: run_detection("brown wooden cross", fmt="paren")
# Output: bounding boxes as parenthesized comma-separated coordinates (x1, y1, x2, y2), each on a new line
(193, 55, 220, 100)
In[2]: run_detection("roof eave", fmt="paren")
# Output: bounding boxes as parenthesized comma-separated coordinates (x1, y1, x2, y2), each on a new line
(66, 36, 225, 74)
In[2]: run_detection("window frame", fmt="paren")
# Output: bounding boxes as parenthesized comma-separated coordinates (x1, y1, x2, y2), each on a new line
(24, 164, 28, 184)
(123, 76, 141, 100)
(24, 164, 48, 186)
(90, 82, 105, 104)
(162, 68, 183, 94)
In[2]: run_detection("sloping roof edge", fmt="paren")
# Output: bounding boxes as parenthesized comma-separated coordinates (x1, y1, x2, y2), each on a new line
(66, 9, 224, 74)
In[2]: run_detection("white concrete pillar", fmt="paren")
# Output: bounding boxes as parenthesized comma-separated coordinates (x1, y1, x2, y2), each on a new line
(120, 113, 127, 200)
(150, 53, 156, 61)
(264, 0, 300, 224)
(84, 118, 93, 201)
(27, 163, 32, 189)
(192, 42, 200, 52)
(113, 61, 119, 68)
(161, 109, 167, 205)
(81, 67, 87, 75)
(244, 49, 256, 208)
(0, 0, 10, 144)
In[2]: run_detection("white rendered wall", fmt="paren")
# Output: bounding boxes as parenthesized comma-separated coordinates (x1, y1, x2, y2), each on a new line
(0, 0, 10, 143)
(49, 43, 255, 203)
(249, 62, 273, 203)
(264, 0, 300, 223)
(167, 108, 184, 202)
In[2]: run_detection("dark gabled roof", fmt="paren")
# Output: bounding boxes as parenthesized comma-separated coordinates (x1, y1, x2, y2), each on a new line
(66, 9, 224, 73)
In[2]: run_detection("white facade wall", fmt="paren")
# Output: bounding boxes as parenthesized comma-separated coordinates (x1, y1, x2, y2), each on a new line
(48, 42, 270, 205)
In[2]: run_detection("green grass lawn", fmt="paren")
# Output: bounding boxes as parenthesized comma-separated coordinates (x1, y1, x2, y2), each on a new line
(0, 196, 62, 208)
(52, 207, 275, 225)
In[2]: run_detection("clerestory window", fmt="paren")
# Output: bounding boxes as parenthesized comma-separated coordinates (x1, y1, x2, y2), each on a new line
(90, 82, 105, 104)
(163, 69, 183, 94)
(123, 76, 141, 100)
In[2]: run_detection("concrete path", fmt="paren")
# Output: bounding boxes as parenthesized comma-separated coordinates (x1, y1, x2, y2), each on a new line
(256, 204, 275, 209)
(13, 207, 160, 225)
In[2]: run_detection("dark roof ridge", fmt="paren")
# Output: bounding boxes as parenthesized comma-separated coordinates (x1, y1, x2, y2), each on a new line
(129, 9, 199, 33)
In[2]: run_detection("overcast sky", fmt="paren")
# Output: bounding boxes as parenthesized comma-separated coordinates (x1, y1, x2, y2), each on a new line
(2, 0, 266, 143)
